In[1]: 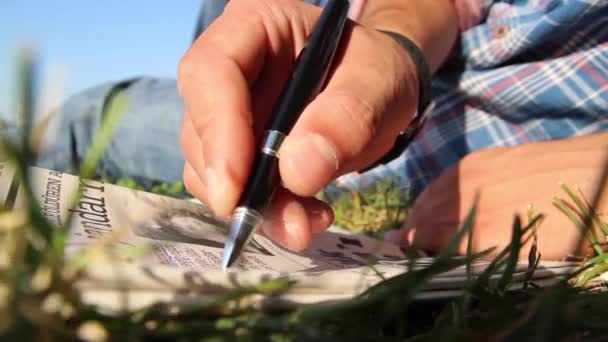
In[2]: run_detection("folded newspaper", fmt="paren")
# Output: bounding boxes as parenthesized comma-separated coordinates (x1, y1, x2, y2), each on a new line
(0, 164, 580, 311)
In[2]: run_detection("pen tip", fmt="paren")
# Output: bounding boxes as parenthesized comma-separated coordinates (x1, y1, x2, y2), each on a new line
(221, 207, 263, 270)
(221, 245, 237, 270)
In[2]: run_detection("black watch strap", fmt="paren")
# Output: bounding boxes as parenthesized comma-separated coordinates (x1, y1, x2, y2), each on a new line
(360, 30, 433, 172)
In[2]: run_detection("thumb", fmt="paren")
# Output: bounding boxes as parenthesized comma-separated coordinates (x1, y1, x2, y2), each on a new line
(278, 28, 417, 196)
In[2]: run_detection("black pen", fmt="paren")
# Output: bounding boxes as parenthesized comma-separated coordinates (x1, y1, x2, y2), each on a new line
(222, 0, 351, 269)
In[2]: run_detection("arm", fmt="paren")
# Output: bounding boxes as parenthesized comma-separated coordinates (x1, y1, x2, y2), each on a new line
(178, 0, 462, 251)
(356, 0, 460, 73)
(401, 132, 608, 260)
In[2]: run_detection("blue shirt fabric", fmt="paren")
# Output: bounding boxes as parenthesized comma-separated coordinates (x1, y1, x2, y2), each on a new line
(332, 0, 608, 197)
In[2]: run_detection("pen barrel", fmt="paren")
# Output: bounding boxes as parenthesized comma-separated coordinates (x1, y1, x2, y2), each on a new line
(223, 0, 351, 268)
(267, 0, 350, 133)
(239, 152, 280, 214)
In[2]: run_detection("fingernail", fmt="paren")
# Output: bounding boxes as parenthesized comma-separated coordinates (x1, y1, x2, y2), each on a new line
(260, 216, 307, 251)
(261, 201, 311, 251)
(405, 228, 416, 247)
(279, 200, 308, 251)
(384, 228, 415, 248)
(283, 221, 307, 251)
(384, 229, 404, 245)
(205, 167, 237, 216)
(282, 133, 339, 191)
(308, 207, 335, 233)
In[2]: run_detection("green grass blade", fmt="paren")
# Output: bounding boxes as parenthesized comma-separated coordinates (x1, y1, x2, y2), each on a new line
(471, 215, 540, 294)
(79, 91, 128, 179)
(497, 215, 524, 291)
(560, 183, 591, 221)
(584, 249, 608, 266)
(553, 197, 603, 256)
(577, 187, 608, 237)
(576, 262, 608, 286)
(52, 89, 128, 254)
(465, 205, 475, 285)
(435, 194, 478, 261)
(2, 51, 55, 256)
(560, 183, 602, 243)
(16, 48, 35, 158)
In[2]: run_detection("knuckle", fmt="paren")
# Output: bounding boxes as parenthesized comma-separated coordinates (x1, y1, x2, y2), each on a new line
(334, 94, 380, 151)
(182, 166, 197, 193)
(179, 123, 191, 154)
(177, 49, 197, 96)
(183, 164, 207, 203)
(459, 152, 483, 177)
(182, 165, 191, 185)
(192, 113, 217, 141)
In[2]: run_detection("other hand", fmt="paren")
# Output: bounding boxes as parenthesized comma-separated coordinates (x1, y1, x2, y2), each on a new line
(388, 132, 608, 260)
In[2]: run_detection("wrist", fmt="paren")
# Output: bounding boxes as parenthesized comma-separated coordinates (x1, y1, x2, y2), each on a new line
(358, 0, 459, 73)
(357, 29, 433, 172)
(380, 30, 431, 114)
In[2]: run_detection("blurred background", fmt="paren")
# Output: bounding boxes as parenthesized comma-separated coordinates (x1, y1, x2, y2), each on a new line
(0, 0, 201, 117)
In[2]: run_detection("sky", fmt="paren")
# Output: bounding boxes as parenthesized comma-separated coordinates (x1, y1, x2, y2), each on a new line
(0, 0, 201, 117)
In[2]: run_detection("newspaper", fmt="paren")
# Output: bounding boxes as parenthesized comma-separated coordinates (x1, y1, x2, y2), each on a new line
(0, 164, 580, 310)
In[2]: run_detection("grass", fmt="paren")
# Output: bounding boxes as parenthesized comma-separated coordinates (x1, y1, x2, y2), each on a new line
(2, 50, 608, 341)
(318, 178, 411, 235)
(101, 176, 187, 198)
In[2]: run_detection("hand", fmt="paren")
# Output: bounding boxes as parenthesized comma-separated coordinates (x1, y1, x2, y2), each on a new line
(177, 0, 420, 250)
(389, 132, 608, 261)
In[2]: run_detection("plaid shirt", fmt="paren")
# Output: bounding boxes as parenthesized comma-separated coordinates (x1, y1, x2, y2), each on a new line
(333, 0, 608, 197)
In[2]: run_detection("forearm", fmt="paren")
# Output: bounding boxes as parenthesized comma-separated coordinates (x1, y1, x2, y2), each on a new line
(356, 0, 459, 73)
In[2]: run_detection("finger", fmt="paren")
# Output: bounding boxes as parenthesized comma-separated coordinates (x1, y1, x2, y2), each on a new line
(301, 196, 335, 233)
(383, 228, 410, 247)
(177, 6, 271, 216)
(406, 169, 486, 256)
(180, 113, 206, 183)
(180, 107, 254, 216)
(249, 51, 297, 141)
(260, 188, 334, 251)
(248, 2, 325, 138)
(406, 221, 463, 253)
(279, 28, 418, 196)
(405, 178, 463, 252)
(183, 161, 209, 206)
